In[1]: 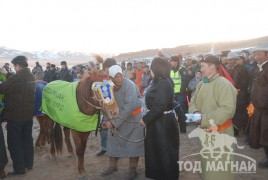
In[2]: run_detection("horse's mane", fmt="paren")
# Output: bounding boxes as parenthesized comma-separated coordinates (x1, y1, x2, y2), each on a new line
(92, 54, 104, 64)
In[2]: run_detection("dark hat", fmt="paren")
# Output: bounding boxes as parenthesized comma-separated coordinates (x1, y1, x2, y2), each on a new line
(50, 64, 56, 68)
(60, 61, 67, 65)
(72, 66, 78, 70)
(220, 50, 231, 57)
(11, 56, 28, 66)
(170, 55, 180, 62)
(191, 60, 198, 64)
(143, 65, 149, 68)
(103, 58, 117, 69)
(201, 55, 220, 64)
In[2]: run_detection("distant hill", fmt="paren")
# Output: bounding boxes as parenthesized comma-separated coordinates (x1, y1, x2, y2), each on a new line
(0, 47, 114, 66)
(114, 36, 268, 61)
(1, 36, 268, 66)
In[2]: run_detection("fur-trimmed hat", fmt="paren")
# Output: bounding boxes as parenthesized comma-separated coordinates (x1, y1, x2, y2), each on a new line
(226, 52, 240, 60)
(170, 55, 180, 62)
(60, 61, 67, 65)
(201, 55, 220, 64)
(252, 43, 268, 53)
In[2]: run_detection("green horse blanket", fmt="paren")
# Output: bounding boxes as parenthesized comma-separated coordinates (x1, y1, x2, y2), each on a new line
(42, 80, 98, 132)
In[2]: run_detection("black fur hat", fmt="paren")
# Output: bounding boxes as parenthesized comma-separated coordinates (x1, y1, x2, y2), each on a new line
(11, 56, 28, 66)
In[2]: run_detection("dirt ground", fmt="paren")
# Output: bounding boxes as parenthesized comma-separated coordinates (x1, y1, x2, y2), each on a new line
(1, 119, 267, 180)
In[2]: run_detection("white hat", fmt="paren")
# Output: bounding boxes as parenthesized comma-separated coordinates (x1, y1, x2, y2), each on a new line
(184, 56, 198, 61)
(109, 65, 122, 78)
(252, 43, 268, 53)
(226, 52, 240, 60)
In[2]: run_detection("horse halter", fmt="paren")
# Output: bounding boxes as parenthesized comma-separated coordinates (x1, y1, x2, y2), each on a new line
(91, 80, 116, 106)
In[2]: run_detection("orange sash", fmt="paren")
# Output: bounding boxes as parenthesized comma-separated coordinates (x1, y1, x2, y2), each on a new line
(131, 107, 142, 116)
(206, 119, 232, 132)
(247, 103, 255, 118)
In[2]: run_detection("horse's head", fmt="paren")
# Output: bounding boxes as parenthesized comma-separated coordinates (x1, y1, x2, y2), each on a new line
(92, 79, 119, 119)
(76, 69, 119, 119)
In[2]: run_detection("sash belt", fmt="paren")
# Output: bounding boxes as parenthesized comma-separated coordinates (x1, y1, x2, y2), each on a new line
(204, 119, 232, 132)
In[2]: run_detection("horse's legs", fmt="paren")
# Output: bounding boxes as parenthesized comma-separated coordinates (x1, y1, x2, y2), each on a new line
(63, 127, 75, 157)
(35, 116, 43, 148)
(71, 130, 90, 178)
(47, 119, 56, 160)
(45, 116, 52, 144)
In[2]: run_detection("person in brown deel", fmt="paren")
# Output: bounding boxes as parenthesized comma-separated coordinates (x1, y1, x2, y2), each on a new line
(249, 43, 268, 168)
(0, 56, 36, 177)
(225, 52, 249, 136)
(0, 70, 7, 179)
(140, 57, 179, 180)
(0, 120, 8, 178)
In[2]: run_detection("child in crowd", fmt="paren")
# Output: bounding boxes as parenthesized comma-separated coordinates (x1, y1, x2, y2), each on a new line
(141, 65, 152, 95)
(188, 70, 202, 98)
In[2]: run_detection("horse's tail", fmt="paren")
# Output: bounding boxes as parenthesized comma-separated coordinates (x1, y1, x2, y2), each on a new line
(53, 123, 63, 155)
(235, 138, 245, 149)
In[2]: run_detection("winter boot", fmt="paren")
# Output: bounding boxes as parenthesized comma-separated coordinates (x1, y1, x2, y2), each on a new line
(126, 157, 139, 180)
(258, 146, 268, 168)
(101, 157, 118, 176)
(0, 167, 6, 179)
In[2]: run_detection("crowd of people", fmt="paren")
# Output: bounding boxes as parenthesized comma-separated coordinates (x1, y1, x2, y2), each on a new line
(0, 43, 267, 179)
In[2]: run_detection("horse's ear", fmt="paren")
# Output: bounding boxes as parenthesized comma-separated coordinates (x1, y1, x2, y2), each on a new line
(92, 53, 104, 64)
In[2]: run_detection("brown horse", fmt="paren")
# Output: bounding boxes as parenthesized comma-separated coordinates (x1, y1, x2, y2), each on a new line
(35, 70, 119, 180)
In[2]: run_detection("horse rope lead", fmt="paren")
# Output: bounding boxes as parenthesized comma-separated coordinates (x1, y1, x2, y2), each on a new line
(105, 113, 147, 143)
(82, 93, 147, 143)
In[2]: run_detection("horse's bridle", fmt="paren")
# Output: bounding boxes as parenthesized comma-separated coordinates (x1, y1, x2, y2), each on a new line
(82, 80, 113, 109)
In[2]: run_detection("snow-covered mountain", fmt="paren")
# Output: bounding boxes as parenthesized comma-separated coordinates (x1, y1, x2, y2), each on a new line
(0, 46, 99, 61)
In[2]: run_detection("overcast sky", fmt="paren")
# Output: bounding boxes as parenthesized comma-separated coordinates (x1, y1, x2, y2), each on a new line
(0, 0, 267, 54)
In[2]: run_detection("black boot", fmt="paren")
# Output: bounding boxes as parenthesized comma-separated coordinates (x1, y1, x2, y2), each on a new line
(258, 146, 268, 168)
(234, 127, 239, 137)
(0, 168, 6, 179)
(96, 149, 106, 156)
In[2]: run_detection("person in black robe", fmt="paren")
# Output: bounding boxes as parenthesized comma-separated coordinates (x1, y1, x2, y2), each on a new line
(140, 57, 179, 180)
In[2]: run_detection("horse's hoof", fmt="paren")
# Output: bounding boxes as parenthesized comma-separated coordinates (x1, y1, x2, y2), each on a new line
(67, 154, 76, 160)
(78, 175, 87, 180)
(50, 155, 56, 161)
